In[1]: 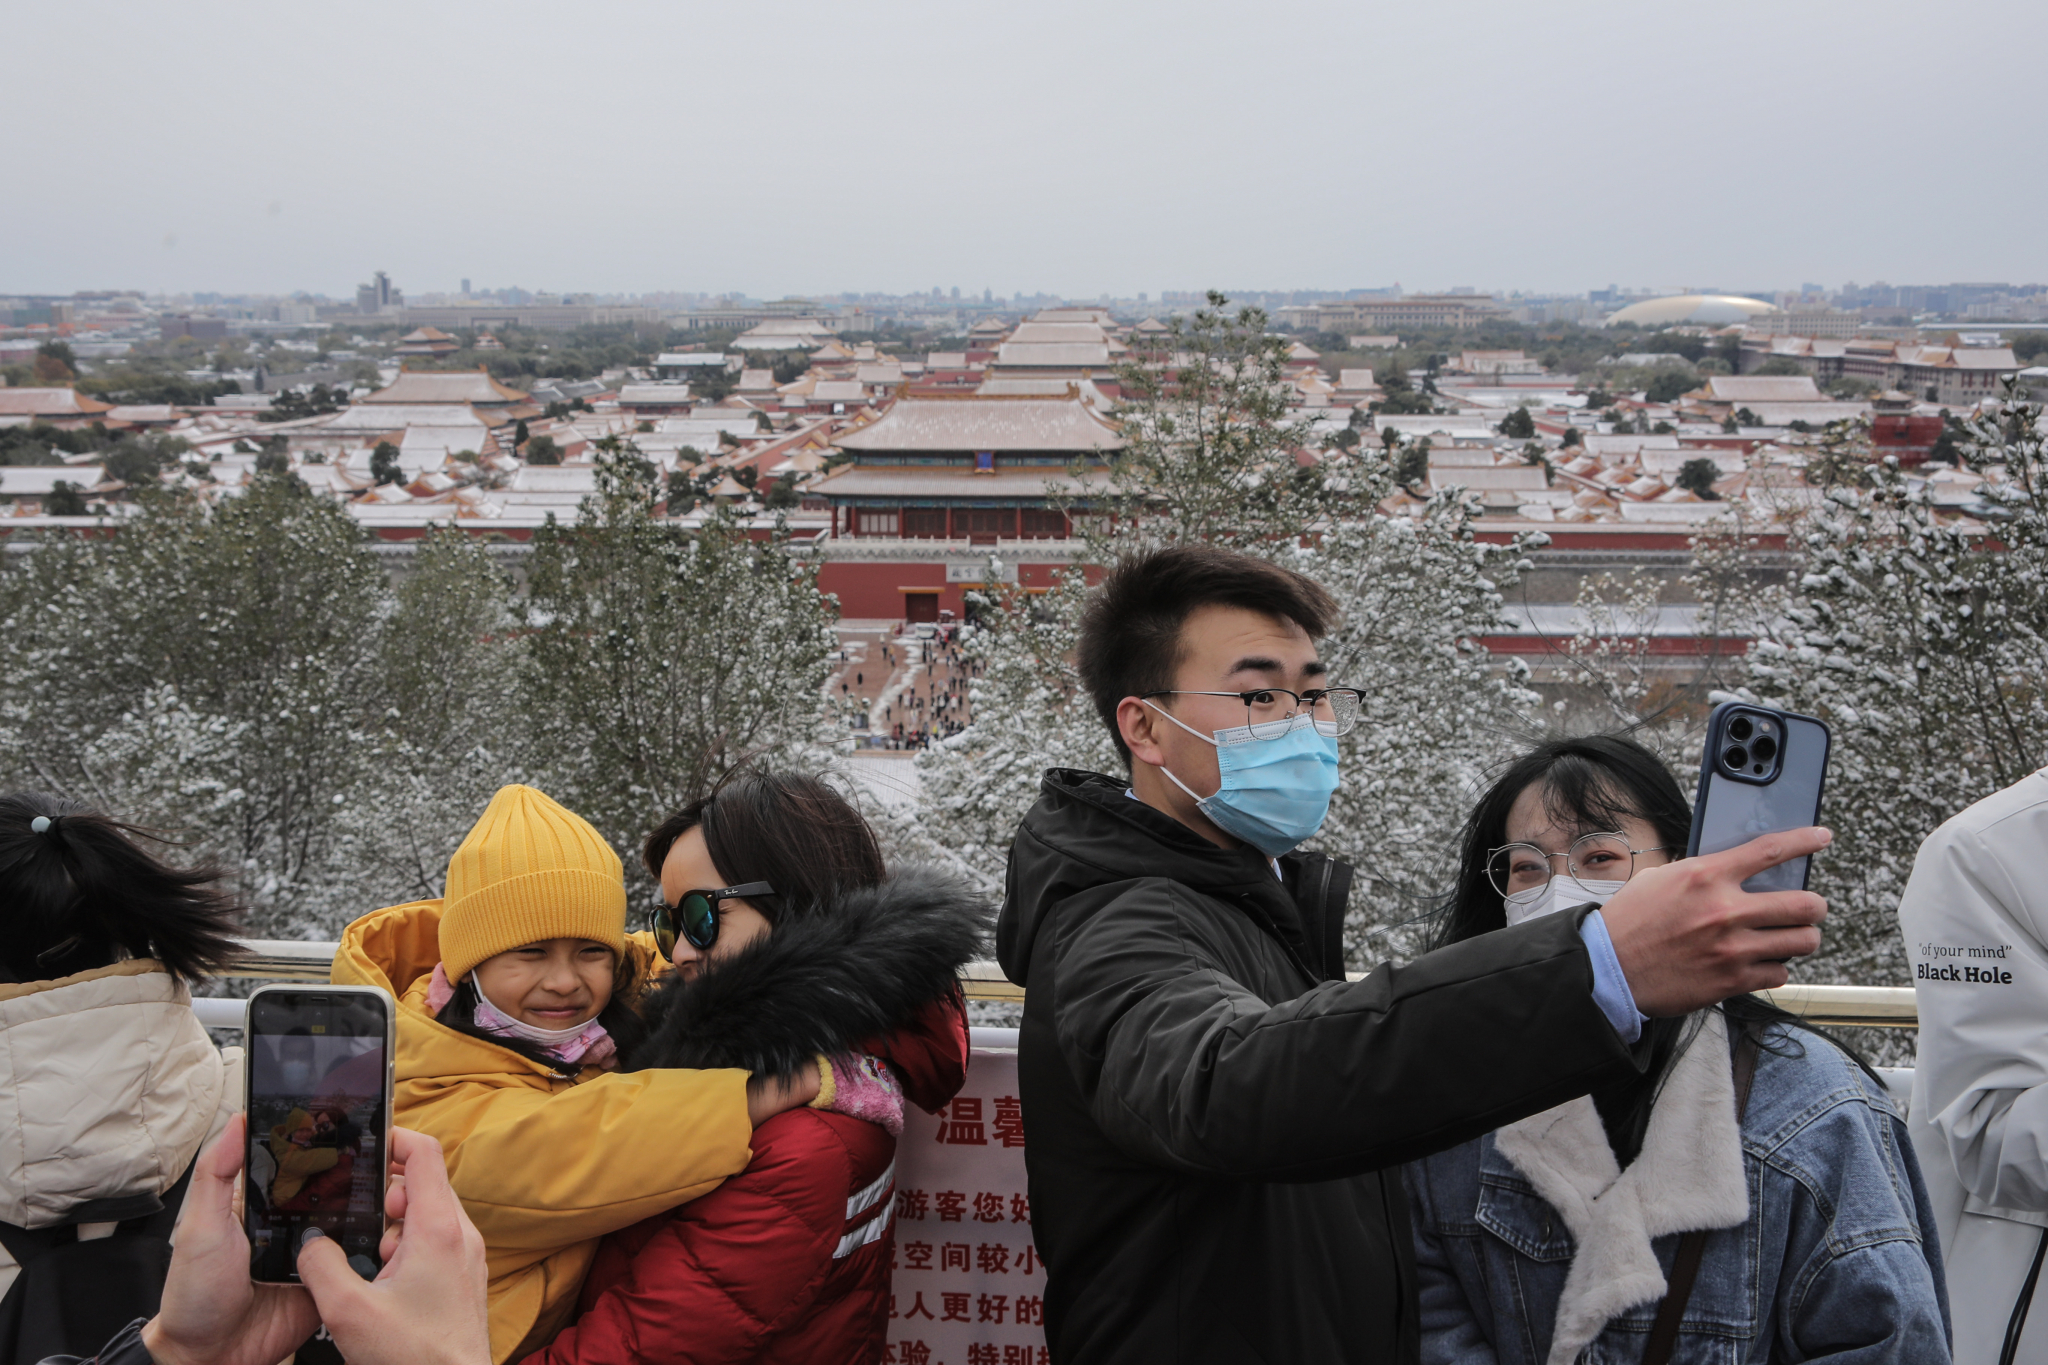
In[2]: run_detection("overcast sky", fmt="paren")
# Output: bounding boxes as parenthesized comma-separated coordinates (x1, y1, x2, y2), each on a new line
(8, 0, 2041, 301)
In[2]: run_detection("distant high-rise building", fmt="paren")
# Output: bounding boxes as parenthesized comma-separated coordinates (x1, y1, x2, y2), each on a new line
(461, 278, 472, 296)
(355, 270, 402, 314)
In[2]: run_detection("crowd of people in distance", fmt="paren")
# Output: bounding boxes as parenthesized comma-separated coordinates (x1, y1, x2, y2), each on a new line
(849, 633, 979, 750)
(4, 543, 2047, 1365)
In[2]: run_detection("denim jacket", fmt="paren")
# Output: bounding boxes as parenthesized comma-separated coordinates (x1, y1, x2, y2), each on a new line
(1404, 1020, 1951, 1364)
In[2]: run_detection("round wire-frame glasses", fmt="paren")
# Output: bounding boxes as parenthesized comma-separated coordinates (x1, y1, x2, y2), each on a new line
(1140, 688, 1364, 741)
(1485, 832, 1672, 898)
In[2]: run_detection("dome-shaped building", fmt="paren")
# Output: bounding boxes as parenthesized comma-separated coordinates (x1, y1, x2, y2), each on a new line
(1603, 294, 1781, 328)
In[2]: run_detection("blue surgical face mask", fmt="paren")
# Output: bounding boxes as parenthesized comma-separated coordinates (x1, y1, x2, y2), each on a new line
(1144, 703, 1340, 857)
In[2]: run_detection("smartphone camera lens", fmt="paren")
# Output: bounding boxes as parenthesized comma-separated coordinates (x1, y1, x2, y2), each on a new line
(1724, 745, 1750, 771)
(1750, 735, 1778, 763)
(1728, 716, 1754, 742)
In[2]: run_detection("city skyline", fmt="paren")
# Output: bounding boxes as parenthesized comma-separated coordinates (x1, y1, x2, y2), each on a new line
(7, 0, 2042, 299)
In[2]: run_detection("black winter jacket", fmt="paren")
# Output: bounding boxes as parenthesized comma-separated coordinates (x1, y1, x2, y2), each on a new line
(995, 769, 1653, 1365)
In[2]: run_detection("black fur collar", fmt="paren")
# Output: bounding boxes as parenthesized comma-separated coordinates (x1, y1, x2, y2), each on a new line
(624, 866, 990, 1082)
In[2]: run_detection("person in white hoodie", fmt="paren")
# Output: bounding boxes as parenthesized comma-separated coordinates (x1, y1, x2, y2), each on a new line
(0, 791, 248, 1362)
(1900, 768, 2048, 1365)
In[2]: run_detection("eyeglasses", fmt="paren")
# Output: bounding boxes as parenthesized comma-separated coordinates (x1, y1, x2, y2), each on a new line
(1484, 833, 1672, 898)
(1140, 688, 1364, 740)
(649, 882, 774, 956)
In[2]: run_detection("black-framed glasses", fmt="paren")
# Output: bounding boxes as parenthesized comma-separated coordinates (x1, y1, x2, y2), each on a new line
(650, 882, 774, 956)
(1485, 833, 1671, 899)
(1140, 688, 1364, 740)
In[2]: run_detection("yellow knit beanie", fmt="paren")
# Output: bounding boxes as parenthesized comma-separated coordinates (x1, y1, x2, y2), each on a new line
(438, 785, 627, 983)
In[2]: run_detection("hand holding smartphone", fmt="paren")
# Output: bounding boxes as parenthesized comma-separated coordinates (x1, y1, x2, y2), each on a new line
(243, 985, 396, 1285)
(1688, 702, 1831, 893)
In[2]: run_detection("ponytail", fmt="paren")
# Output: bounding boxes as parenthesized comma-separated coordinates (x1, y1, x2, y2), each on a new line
(0, 791, 246, 985)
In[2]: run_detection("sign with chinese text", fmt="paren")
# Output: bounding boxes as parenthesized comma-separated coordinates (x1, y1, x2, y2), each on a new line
(887, 1041, 1045, 1365)
(945, 561, 1019, 584)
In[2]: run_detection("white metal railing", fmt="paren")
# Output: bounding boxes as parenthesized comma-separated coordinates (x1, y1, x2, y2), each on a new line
(207, 940, 1917, 1027)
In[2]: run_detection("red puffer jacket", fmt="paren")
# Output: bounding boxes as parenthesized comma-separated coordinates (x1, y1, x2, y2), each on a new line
(523, 866, 983, 1365)
(527, 998, 968, 1365)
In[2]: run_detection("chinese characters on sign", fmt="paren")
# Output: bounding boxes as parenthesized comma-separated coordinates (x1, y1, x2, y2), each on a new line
(884, 1041, 1045, 1365)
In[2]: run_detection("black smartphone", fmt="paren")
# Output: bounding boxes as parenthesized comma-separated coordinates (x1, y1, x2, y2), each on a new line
(1687, 701, 1831, 892)
(244, 984, 395, 1284)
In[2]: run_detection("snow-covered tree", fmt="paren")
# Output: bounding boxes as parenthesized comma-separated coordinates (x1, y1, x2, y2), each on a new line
(519, 440, 844, 888)
(0, 445, 849, 932)
(326, 527, 528, 912)
(0, 474, 391, 935)
(1101, 292, 1329, 550)
(891, 567, 1117, 890)
(1731, 385, 2048, 985)
(909, 296, 1540, 964)
(1293, 485, 1540, 961)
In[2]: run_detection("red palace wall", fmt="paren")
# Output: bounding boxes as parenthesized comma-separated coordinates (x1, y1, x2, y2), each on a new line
(818, 559, 1083, 621)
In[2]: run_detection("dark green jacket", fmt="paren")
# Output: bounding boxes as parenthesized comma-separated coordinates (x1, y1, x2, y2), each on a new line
(996, 769, 1650, 1365)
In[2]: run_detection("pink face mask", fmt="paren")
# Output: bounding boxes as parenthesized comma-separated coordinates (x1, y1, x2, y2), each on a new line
(428, 963, 617, 1068)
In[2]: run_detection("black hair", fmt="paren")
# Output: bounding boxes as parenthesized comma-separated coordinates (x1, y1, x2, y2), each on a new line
(642, 768, 887, 924)
(1437, 734, 1881, 1166)
(1437, 734, 1691, 948)
(0, 790, 246, 986)
(1076, 546, 1338, 768)
(434, 952, 648, 1078)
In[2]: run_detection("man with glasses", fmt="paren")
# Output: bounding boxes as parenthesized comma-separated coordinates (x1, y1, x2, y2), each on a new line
(994, 545, 1833, 1365)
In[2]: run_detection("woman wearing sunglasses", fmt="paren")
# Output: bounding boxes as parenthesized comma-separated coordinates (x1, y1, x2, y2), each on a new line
(339, 785, 835, 1358)
(1401, 734, 1949, 1365)
(523, 769, 985, 1365)
(336, 784, 859, 1363)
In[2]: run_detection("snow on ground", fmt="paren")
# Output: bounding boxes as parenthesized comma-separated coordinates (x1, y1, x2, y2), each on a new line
(844, 750, 922, 814)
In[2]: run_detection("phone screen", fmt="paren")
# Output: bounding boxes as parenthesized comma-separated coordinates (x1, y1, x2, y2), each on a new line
(245, 988, 392, 1283)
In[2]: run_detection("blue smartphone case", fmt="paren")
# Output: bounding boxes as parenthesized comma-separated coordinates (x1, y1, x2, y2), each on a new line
(1687, 702, 1831, 892)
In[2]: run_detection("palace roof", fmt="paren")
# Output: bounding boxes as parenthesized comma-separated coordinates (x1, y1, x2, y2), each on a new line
(1006, 322, 1115, 346)
(833, 396, 1124, 454)
(1699, 376, 1825, 403)
(364, 369, 530, 405)
(993, 341, 1114, 369)
(811, 463, 1110, 500)
(0, 388, 115, 417)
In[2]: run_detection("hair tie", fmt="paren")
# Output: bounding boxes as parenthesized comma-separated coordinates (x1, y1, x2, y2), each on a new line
(30, 816, 54, 835)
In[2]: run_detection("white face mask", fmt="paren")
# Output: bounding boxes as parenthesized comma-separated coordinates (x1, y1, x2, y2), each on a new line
(1503, 874, 1628, 927)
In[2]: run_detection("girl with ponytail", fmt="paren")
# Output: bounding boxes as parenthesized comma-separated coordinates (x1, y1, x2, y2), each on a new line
(0, 791, 249, 1361)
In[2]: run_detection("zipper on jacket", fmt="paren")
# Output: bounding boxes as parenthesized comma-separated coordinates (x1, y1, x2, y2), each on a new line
(1233, 895, 1321, 990)
(1311, 858, 1338, 979)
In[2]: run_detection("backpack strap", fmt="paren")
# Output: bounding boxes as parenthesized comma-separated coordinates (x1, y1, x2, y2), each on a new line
(0, 1217, 73, 1270)
(1640, 1021, 1760, 1365)
(2000, 1226, 2048, 1365)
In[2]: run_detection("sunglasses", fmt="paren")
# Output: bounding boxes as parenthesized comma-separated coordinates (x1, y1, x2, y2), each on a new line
(650, 882, 774, 957)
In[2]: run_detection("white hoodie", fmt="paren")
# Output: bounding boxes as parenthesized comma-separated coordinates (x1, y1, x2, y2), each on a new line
(1899, 767, 2048, 1364)
(0, 959, 243, 1298)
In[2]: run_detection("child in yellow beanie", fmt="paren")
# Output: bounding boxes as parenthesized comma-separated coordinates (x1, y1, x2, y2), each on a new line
(265, 1108, 338, 1203)
(428, 784, 638, 1072)
(332, 785, 818, 1364)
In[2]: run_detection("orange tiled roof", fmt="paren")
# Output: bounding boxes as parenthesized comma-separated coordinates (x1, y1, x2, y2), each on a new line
(0, 387, 115, 417)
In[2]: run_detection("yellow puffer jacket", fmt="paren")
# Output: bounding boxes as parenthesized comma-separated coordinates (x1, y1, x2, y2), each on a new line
(334, 900, 755, 1363)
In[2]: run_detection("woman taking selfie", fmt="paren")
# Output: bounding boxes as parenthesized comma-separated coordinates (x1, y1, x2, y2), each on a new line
(526, 769, 984, 1365)
(1403, 735, 1950, 1365)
